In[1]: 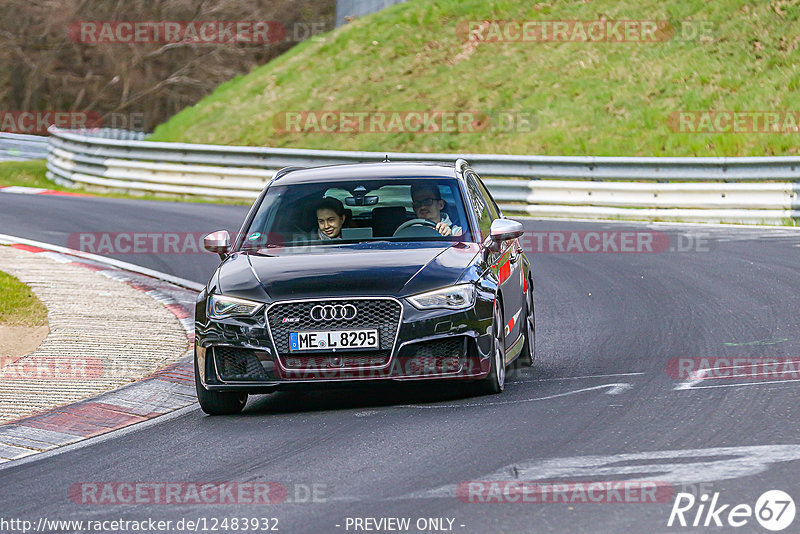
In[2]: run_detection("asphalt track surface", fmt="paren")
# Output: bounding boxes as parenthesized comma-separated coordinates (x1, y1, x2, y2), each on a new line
(2, 193, 800, 533)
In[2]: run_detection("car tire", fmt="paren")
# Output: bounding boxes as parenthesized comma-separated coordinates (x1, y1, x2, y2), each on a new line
(194, 351, 248, 415)
(515, 279, 535, 368)
(476, 301, 506, 395)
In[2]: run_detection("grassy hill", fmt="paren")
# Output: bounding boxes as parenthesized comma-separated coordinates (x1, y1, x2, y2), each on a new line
(150, 0, 800, 157)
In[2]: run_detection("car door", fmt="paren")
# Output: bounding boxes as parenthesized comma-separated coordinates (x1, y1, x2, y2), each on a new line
(466, 172, 524, 356)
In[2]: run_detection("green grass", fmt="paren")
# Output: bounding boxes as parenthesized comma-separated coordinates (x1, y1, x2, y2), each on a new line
(149, 0, 800, 157)
(0, 160, 250, 204)
(0, 269, 47, 327)
(0, 160, 58, 189)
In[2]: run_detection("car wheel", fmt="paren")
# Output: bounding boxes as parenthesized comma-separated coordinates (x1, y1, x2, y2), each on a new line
(194, 350, 247, 415)
(476, 301, 506, 395)
(515, 279, 535, 367)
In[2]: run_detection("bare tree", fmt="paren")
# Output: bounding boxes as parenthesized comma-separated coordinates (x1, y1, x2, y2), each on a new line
(0, 0, 335, 131)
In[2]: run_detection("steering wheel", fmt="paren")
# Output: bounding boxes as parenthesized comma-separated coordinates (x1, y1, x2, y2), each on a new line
(393, 218, 439, 236)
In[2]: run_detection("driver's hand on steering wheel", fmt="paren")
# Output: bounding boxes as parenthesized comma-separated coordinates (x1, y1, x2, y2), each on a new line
(435, 221, 452, 236)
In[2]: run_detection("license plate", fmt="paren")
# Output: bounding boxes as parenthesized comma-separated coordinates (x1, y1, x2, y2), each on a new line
(289, 329, 379, 351)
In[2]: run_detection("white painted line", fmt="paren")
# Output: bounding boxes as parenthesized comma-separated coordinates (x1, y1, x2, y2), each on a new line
(508, 371, 644, 384)
(0, 186, 48, 195)
(701, 366, 800, 381)
(407, 444, 800, 501)
(677, 378, 800, 390)
(674, 359, 800, 390)
(399, 383, 633, 409)
(0, 233, 204, 291)
(673, 368, 709, 390)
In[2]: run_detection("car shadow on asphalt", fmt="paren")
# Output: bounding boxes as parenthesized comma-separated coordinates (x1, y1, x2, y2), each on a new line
(236, 366, 545, 416)
(241, 381, 492, 416)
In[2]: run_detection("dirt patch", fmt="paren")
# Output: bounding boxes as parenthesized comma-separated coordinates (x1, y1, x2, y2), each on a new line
(0, 325, 49, 364)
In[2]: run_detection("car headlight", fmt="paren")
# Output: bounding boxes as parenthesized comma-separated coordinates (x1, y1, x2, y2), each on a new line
(407, 284, 476, 311)
(207, 294, 264, 320)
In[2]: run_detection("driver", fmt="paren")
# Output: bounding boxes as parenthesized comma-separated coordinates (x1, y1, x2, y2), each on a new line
(315, 197, 347, 240)
(410, 183, 462, 237)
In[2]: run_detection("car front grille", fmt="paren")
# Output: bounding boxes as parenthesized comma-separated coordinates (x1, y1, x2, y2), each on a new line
(283, 351, 391, 369)
(266, 298, 402, 369)
(214, 346, 270, 381)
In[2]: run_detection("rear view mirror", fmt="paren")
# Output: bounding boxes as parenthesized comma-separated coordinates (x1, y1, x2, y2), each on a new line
(203, 230, 231, 260)
(490, 219, 524, 243)
(345, 195, 379, 206)
(346, 185, 379, 206)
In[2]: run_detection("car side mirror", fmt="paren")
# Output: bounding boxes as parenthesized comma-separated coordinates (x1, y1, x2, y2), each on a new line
(490, 219, 524, 244)
(204, 230, 231, 260)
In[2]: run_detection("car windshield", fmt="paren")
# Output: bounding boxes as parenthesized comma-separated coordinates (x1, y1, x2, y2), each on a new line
(240, 178, 473, 250)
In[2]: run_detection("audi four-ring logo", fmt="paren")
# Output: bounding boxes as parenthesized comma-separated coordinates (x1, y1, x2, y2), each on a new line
(310, 304, 358, 321)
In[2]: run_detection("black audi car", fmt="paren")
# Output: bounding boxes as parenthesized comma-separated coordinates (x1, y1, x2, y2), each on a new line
(194, 159, 534, 414)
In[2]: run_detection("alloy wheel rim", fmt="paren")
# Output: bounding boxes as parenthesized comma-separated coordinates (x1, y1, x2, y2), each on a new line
(495, 309, 505, 388)
(526, 288, 535, 356)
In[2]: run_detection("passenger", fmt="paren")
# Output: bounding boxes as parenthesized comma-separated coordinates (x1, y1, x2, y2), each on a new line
(315, 197, 347, 240)
(410, 183, 463, 237)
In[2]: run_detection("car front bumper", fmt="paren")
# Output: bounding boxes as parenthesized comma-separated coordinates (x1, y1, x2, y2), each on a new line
(195, 294, 494, 392)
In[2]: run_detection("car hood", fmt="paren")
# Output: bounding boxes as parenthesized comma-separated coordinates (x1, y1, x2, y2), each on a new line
(220, 241, 480, 301)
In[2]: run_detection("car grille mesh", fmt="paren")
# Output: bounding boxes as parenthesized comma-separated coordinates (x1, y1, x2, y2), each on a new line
(398, 337, 465, 374)
(214, 347, 269, 381)
(267, 299, 402, 357)
(283, 351, 390, 369)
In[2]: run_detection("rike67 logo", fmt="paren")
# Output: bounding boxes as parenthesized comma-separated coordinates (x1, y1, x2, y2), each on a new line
(668, 490, 795, 531)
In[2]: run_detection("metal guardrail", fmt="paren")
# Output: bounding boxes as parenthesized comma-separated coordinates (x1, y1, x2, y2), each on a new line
(0, 133, 49, 161)
(46, 127, 800, 224)
(65, 128, 148, 141)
